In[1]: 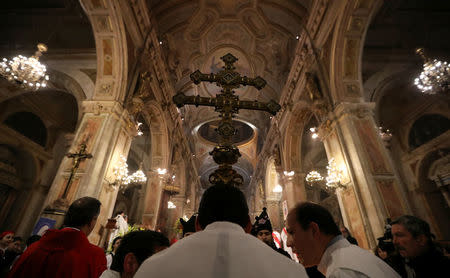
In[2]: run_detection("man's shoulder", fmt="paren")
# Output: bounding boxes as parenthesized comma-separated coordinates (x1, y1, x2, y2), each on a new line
(87, 243, 106, 256)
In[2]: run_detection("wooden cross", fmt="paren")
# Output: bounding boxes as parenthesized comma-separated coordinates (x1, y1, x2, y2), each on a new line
(173, 53, 281, 186)
(62, 143, 93, 198)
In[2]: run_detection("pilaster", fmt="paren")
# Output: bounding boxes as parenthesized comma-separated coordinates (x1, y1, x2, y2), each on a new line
(44, 100, 135, 244)
(322, 102, 408, 249)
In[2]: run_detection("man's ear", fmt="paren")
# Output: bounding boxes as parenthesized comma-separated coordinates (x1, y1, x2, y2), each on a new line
(244, 215, 252, 234)
(309, 222, 320, 238)
(195, 215, 203, 232)
(416, 234, 428, 246)
(123, 252, 139, 275)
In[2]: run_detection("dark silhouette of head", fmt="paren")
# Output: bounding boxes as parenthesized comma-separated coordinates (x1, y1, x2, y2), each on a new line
(197, 184, 249, 230)
(63, 197, 101, 234)
(111, 230, 169, 275)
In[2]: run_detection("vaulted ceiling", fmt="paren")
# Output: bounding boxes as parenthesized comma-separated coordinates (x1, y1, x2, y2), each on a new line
(147, 0, 311, 190)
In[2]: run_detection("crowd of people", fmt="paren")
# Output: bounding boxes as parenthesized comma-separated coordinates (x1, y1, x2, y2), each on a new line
(1, 185, 448, 278)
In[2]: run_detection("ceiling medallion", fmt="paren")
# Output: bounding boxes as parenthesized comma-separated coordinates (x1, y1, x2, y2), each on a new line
(0, 43, 50, 91)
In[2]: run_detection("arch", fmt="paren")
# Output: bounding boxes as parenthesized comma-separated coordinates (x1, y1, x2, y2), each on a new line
(145, 101, 170, 170)
(4, 112, 47, 147)
(0, 144, 37, 231)
(408, 114, 450, 150)
(265, 156, 280, 199)
(417, 148, 450, 239)
(283, 101, 319, 172)
(329, 1, 383, 102)
(80, 0, 129, 102)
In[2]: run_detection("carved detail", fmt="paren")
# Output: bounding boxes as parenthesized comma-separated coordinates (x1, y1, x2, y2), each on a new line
(99, 82, 113, 95)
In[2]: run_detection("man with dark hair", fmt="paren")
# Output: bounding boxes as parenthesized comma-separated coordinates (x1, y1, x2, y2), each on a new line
(252, 207, 291, 258)
(106, 236, 122, 269)
(287, 202, 400, 277)
(8, 197, 107, 278)
(100, 230, 169, 278)
(135, 184, 308, 278)
(0, 236, 23, 275)
(391, 215, 449, 278)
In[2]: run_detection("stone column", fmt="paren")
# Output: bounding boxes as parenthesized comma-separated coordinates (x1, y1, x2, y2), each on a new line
(141, 172, 165, 230)
(283, 172, 307, 209)
(266, 199, 283, 232)
(321, 102, 409, 249)
(167, 195, 185, 239)
(43, 101, 135, 244)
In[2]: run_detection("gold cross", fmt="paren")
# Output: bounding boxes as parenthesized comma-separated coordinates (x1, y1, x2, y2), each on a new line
(173, 53, 281, 186)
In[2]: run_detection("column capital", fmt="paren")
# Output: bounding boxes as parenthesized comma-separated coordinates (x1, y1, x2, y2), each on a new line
(333, 102, 375, 121)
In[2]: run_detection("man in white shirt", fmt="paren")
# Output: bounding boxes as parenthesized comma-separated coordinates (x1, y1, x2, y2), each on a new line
(135, 184, 308, 278)
(286, 202, 401, 278)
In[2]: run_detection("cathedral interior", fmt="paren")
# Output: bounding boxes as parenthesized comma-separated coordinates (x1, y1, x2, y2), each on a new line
(0, 0, 449, 249)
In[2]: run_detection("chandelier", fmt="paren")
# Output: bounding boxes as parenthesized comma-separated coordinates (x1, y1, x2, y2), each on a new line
(325, 158, 344, 188)
(113, 155, 130, 185)
(0, 43, 49, 90)
(305, 170, 323, 184)
(310, 127, 319, 139)
(414, 48, 449, 94)
(283, 170, 295, 177)
(111, 155, 147, 189)
(126, 169, 147, 184)
(136, 122, 144, 136)
(273, 184, 283, 193)
(378, 126, 392, 142)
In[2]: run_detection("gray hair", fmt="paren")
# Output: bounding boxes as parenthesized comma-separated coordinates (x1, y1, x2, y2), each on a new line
(391, 215, 434, 240)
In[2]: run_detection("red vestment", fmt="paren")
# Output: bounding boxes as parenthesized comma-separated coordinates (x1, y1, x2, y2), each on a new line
(8, 228, 106, 278)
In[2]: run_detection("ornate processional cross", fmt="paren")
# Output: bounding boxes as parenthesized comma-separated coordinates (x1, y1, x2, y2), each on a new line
(62, 143, 93, 198)
(173, 53, 281, 187)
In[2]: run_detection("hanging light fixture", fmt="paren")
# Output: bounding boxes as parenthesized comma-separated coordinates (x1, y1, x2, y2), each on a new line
(310, 127, 319, 139)
(127, 169, 147, 184)
(157, 168, 167, 175)
(0, 43, 50, 90)
(325, 158, 344, 189)
(414, 48, 449, 94)
(378, 126, 392, 143)
(136, 122, 144, 136)
(305, 170, 324, 184)
(113, 155, 130, 184)
(273, 184, 283, 193)
(283, 170, 295, 177)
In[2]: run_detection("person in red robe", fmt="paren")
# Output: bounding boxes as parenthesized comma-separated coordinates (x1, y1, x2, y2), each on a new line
(8, 197, 107, 278)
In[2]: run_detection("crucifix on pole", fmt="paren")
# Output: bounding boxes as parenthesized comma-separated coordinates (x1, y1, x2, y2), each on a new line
(173, 53, 281, 187)
(62, 143, 93, 198)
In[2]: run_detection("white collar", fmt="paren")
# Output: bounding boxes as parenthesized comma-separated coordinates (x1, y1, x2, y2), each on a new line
(204, 221, 245, 233)
(318, 236, 349, 275)
(65, 227, 81, 231)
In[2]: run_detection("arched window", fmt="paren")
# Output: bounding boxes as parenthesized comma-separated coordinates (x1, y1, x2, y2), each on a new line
(4, 112, 47, 147)
(409, 114, 450, 150)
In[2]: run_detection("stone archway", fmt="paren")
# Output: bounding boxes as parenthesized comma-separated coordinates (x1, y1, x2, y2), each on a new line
(417, 149, 450, 239)
(283, 102, 315, 208)
(140, 101, 170, 230)
(324, 0, 410, 249)
(329, 0, 383, 102)
(80, 0, 129, 102)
